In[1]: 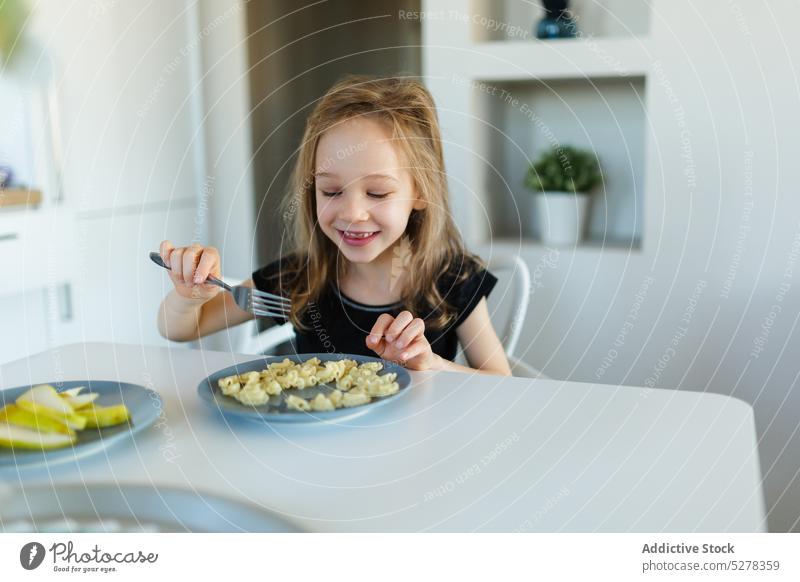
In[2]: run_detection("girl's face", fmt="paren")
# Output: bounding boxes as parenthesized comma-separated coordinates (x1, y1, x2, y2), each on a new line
(314, 117, 426, 266)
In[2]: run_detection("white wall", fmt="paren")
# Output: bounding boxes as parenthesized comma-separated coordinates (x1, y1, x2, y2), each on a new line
(427, 0, 800, 531)
(494, 1, 800, 532)
(192, 0, 257, 352)
(195, 0, 255, 280)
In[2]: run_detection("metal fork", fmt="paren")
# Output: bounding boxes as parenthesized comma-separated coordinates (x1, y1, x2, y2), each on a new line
(149, 251, 292, 319)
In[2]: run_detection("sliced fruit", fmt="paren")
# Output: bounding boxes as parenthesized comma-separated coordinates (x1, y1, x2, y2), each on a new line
(0, 422, 76, 450)
(77, 404, 130, 428)
(18, 385, 73, 413)
(15, 385, 87, 430)
(58, 386, 100, 409)
(59, 392, 99, 410)
(0, 404, 76, 436)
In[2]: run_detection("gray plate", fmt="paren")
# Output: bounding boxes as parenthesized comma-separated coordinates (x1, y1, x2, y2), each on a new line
(198, 353, 412, 424)
(0, 380, 161, 469)
(0, 483, 303, 532)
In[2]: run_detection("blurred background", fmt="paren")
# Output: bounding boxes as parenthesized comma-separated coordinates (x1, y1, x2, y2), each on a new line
(1, 0, 800, 531)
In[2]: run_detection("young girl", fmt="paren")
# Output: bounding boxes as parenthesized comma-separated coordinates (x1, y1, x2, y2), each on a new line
(157, 75, 511, 376)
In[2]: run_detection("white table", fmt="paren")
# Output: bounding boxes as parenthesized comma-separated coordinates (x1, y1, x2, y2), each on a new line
(0, 342, 766, 532)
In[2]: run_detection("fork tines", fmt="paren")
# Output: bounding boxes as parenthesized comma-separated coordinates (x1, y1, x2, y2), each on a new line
(249, 289, 292, 318)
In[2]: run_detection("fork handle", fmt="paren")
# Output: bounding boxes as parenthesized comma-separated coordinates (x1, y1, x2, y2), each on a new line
(149, 252, 231, 292)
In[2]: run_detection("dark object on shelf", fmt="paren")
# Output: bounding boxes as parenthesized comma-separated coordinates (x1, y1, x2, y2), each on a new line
(0, 166, 12, 188)
(536, 0, 578, 39)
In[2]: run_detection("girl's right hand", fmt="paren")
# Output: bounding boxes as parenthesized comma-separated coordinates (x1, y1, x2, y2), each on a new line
(159, 240, 222, 303)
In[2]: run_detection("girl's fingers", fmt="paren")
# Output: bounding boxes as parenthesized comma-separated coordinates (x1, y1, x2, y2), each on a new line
(398, 336, 429, 362)
(182, 245, 202, 284)
(367, 313, 395, 352)
(394, 318, 425, 350)
(368, 313, 394, 343)
(194, 247, 220, 284)
(160, 240, 174, 267)
(169, 248, 185, 283)
(384, 311, 414, 342)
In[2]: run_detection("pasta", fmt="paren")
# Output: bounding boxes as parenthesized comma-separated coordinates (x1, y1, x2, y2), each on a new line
(217, 357, 401, 412)
(286, 394, 310, 412)
(310, 393, 335, 412)
(341, 392, 370, 408)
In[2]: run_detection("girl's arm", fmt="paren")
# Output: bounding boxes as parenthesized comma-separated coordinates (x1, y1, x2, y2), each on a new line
(157, 280, 256, 342)
(155, 241, 259, 342)
(440, 298, 512, 376)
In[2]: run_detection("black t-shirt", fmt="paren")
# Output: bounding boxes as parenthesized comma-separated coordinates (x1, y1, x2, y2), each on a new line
(251, 254, 498, 362)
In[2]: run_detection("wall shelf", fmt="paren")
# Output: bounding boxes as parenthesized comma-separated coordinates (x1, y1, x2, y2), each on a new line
(463, 37, 651, 81)
(475, 75, 647, 248)
(424, 0, 652, 251)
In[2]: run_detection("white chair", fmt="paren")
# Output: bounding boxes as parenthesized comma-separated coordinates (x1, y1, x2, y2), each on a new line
(234, 254, 549, 379)
(452, 254, 548, 379)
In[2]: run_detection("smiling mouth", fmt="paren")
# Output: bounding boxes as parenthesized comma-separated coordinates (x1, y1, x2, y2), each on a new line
(336, 229, 381, 246)
(337, 229, 380, 239)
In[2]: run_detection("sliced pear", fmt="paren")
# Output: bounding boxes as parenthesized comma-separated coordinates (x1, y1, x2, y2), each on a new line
(17, 385, 74, 414)
(15, 385, 87, 430)
(59, 393, 99, 410)
(0, 404, 76, 436)
(58, 386, 100, 410)
(78, 404, 130, 428)
(0, 422, 76, 450)
(61, 387, 85, 397)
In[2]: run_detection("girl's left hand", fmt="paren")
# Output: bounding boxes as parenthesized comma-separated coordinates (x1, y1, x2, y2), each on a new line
(366, 311, 440, 371)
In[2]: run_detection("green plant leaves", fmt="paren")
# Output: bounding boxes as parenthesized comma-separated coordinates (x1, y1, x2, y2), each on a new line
(524, 145, 602, 194)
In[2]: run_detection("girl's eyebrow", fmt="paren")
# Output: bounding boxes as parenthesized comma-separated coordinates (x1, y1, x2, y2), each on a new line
(315, 171, 398, 183)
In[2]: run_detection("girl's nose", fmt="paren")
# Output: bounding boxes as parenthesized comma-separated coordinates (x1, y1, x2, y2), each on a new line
(338, 192, 369, 223)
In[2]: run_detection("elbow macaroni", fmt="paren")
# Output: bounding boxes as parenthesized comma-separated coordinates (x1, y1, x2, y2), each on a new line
(218, 357, 400, 411)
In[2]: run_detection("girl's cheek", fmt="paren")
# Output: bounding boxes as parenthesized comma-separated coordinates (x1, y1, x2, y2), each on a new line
(378, 201, 410, 228)
(316, 199, 333, 222)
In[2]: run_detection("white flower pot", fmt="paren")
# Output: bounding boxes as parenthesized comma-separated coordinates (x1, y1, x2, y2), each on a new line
(533, 191, 590, 246)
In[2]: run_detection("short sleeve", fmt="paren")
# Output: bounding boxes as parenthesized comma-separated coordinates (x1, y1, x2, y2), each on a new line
(251, 255, 298, 325)
(440, 257, 499, 328)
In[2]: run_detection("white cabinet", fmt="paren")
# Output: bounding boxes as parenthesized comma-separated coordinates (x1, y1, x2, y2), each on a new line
(0, 291, 50, 366)
(69, 207, 197, 347)
(0, 205, 198, 363)
(1, 0, 255, 362)
(0, 208, 75, 297)
(0, 1, 212, 364)
(0, 207, 76, 366)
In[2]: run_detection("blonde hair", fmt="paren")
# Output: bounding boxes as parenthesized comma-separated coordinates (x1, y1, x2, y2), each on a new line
(277, 75, 485, 332)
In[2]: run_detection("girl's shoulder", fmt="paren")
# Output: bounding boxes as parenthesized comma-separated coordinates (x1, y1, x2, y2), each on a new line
(437, 253, 494, 287)
(435, 253, 499, 327)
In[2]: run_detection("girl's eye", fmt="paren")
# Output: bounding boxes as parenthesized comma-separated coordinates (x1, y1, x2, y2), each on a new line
(320, 190, 389, 198)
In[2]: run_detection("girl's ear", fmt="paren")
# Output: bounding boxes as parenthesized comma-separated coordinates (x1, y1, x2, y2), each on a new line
(412, 194, 428, 211)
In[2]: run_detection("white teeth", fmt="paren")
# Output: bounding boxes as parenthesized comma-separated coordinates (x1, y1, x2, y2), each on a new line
(344, 231, 376, 238)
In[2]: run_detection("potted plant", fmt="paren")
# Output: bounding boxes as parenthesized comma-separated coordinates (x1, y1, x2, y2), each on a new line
(524, 145, 602, 246)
